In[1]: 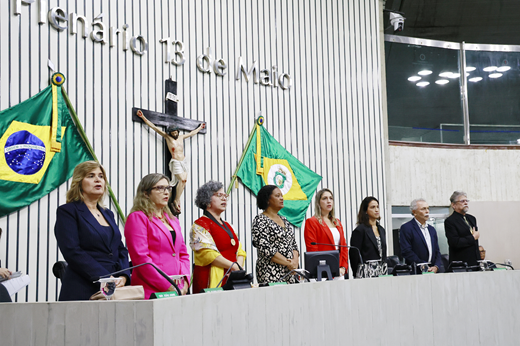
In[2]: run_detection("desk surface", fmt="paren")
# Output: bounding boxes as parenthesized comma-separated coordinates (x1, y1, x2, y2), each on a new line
(1, 270, 519, 346)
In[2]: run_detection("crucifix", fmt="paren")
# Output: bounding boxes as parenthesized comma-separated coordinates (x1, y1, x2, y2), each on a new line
(132, 79, 206, 214)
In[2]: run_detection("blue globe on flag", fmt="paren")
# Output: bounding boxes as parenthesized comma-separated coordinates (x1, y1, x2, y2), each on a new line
(4, 130, 46, 175)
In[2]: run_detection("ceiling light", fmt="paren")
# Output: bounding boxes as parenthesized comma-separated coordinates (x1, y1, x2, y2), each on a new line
(483, 66, 497, 72)
(468, 77, 482, 82)
(408, 76, 422, 82)
(416, 81, 430, 87)
(496, 66, 511, 72)
(435, 79, 449, 85)
(448, 73, 460, 79)
(489, 73, 503, 78)
(466, 66, 476, 72)
(418, 70, 432, 76)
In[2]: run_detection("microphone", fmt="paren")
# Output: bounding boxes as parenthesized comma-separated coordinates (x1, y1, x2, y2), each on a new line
(215, 262, 243, 288)
(98, 262, 182, 296)
(310, 242, 364, 265)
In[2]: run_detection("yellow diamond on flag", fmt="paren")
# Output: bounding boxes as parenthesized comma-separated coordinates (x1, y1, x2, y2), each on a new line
(0, 121, 66, 184)
(255, 155, 307, 201)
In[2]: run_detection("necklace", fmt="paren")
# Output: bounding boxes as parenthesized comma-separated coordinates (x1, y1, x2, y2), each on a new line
(89, 208, 101, 217)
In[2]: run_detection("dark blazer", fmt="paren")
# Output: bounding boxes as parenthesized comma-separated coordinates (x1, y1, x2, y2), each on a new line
(444, 211, 479, 266)
(349, 223, 387, 277)
(54, 200, 130, 301)
(399, 219, 443, 271)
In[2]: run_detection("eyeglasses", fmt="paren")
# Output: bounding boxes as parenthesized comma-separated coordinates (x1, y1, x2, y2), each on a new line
(213, 192, 229, 199)
(456, 199, 470, 204)
(151, 185, 173, 193)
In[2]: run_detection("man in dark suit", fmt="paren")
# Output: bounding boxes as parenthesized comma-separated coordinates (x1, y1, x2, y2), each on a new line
(444, 191, 480, 266)
(399, 199, 443, 273)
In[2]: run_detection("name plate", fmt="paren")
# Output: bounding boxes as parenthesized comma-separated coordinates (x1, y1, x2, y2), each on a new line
(268, 282, 288, 286)
(150, 291, 178, 299)
(202, 287, 224, 293)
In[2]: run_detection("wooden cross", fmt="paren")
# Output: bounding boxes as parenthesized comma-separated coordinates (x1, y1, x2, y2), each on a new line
(131, 79, 207, 134)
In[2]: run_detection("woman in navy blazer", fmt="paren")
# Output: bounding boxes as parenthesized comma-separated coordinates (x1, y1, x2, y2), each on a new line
(350, 197, 387, 278)
(54, 161, 130, 301)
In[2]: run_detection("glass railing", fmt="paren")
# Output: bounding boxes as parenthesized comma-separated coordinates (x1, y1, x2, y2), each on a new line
(385, 36, 520, 145)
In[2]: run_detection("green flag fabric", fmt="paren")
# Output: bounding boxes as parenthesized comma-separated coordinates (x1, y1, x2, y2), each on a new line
(236, 124, 322, 227)
(0, 84, 93, 217)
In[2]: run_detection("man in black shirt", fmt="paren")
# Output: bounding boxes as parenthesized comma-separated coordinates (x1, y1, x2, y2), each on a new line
(444, 191, 480, 266)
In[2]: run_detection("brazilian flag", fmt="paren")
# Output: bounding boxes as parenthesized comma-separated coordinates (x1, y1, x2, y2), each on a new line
(0, 73, 93, 217)
(236, 118, 322, 227)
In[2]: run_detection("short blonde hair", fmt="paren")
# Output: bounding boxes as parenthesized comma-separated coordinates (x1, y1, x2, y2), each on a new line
(314, 188, 338, 226)
(66, 161, 108, 206)
(129, 173, 174, 220)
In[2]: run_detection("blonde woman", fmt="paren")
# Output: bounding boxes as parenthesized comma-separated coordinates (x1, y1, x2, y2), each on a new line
(54, 161, 130, 301)
(125, 173, 190, 298)
(304, 188, 348, 276)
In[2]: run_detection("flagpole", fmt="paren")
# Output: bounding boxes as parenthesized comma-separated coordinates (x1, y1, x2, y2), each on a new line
(60, 87, 127, 224)
(226, 120, 260, 195)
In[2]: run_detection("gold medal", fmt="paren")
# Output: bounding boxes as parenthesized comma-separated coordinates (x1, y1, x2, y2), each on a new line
(231, 239, 236, 246)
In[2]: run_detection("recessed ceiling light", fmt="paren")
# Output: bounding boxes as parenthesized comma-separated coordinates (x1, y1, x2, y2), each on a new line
(483, 66, 497, 72)
(435, 79, 449, 85)
(416, 81, 430, 87)
(408, 76, 422, 82)
(439, 72, 452, 78)
(468, 77, 483, 82)
(418, 70, 433, 76)
(448, 73, 460, 79)
(496, 66, 511, 72)
(466, 66, 476, 72)
(489, 73, 503, 78)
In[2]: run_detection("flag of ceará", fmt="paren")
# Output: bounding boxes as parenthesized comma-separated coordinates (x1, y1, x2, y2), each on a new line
(236, 119, 322, 227)
(0, 73, 93, 217)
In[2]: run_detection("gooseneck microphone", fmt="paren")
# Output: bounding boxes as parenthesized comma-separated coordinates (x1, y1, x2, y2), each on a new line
(98, 262, 182, 296)
(310, 242, 364, 265)
(215, 261, 243, 288)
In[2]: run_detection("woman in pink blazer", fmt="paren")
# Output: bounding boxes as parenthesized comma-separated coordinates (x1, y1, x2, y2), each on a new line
(125, 173, 190, 298)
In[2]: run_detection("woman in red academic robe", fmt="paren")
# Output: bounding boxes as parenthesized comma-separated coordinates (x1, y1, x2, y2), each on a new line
(190, 181, 246, 293)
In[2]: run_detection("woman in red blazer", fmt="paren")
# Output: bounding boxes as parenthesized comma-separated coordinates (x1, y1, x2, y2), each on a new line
(125, 173, 190, 299)
(304, 188, 348, 276)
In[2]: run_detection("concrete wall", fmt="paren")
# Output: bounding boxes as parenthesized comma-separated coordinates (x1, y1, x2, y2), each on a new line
(1, 271, 519, 345)
(388, 145, 520, 206)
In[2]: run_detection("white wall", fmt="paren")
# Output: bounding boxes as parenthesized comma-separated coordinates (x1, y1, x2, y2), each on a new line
(470, 201, 520, 269)
(0, 0, 387, 302)
(389, 144, 520, 206)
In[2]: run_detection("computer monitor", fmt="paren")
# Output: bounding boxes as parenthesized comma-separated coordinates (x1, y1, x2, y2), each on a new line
(304, 250, 340, 280)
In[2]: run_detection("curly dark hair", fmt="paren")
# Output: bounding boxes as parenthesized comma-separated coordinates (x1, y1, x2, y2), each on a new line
(195, 181, 224, 209)
(257, 185, 278, 210)
(356, 196, 380, 226)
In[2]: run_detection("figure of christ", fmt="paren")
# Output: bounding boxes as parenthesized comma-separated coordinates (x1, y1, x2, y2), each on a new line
(137, 110, 205, 214)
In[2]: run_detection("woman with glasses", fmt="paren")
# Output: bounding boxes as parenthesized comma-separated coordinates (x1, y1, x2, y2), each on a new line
(125, 173, 190, 298)
(252, 185, 299, 284)
(190, 181, 246, 293)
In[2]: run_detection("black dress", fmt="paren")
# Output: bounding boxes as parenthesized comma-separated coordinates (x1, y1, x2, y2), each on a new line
(251, 214, 299, 284)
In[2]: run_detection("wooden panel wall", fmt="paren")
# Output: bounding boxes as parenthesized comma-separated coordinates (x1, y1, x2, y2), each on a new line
(0, 0, 386, 302)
